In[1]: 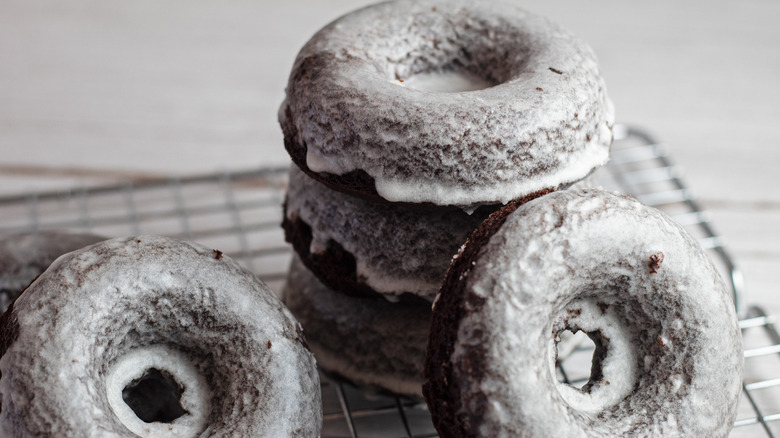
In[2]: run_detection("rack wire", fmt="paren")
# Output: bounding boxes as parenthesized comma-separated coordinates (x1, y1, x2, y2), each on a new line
(0, 125, 776, 437)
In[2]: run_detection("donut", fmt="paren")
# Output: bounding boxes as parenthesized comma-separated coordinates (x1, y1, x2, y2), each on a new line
(0, 235, 321, 437)
(283, 165, 516, 302)
(280, 0, 614, 208)
(0, 230, 106, 313)
(424, 189, 743, 437)
(283, 254, 430, 399)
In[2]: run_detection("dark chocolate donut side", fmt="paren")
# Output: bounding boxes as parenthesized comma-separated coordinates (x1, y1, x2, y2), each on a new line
(423, 189, 552, 437)
(281, 209, 430, 303)
(281, 104, 383, 203)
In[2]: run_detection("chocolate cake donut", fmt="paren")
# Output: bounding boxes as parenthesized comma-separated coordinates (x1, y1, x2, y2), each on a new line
(424, 189, 743, 437)
(280, 0, 614, 208)
(0, 230, 106, 313)
(283, 165, 502, 302)
(0, 235, 321, 437)
(283, 255, 430, 399)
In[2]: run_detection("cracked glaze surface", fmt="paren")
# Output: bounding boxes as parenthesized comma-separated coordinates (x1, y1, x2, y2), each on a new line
(0, 235, 321, 437)
(425, 189, 743, 437)
(280, 0, 613, 207)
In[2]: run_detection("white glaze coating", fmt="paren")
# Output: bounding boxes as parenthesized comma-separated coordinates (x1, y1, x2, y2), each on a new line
(429, 189, 743, 437)
(283, 255, 430, 399)
(281, 0, 613, 207)
(106, 347, 210, 437)
(0, 235, 321, 437)
(0, 230, 106, 312)
(285, 166, 488, 301)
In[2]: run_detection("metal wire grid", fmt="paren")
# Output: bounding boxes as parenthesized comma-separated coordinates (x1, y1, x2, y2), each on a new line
(0, 124, 774, 436)
(604, 125, 745, 314)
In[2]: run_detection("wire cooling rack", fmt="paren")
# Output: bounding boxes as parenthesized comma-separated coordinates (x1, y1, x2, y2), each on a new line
(0, 125, 777, 437)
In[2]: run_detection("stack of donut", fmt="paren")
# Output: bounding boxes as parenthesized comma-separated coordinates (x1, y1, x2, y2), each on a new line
(280, 0, 613, 400)
(0, 1, 745, 436)
(281, 1, 743, 437)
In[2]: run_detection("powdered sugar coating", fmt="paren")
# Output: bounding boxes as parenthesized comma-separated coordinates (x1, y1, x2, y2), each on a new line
(281, 0, 613, 207)
(425, 189, 743, 437)
(284, 166, 490, 301)
(283, 255, 430, 399)
(0, 235, 321, 437)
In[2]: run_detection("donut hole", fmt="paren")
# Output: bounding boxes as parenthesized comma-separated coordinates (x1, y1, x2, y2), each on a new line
(549, 299, 638, 414)
(388, 18, 530, 92)
(554, 329, 600, 391)
(122, 368, 187, 423)
(106, 346, 211, 436)
(401, 68, 496, 93)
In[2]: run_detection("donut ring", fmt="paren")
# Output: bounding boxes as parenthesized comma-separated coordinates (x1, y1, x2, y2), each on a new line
(424, 189, 743, 437)
(0, 235, 321, 437)
(0, 230, 105, 313)
(280, 0, 614, 207)
(283, 165, 501, 302)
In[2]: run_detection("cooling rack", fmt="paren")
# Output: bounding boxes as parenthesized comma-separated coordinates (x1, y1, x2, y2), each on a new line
(0, 125, 777, 437)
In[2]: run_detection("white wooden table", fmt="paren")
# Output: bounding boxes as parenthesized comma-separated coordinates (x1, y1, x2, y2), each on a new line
(1, 0, 779, 435)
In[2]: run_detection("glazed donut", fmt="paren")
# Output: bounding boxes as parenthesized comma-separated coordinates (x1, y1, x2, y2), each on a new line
(283, 165, 512, 302)
(424, 189, 743, 437)
(0, 235, 321, 437)
(280, 0, 614, 208)
(283, 255, 430, 399)
(0, 230, 105, 313)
